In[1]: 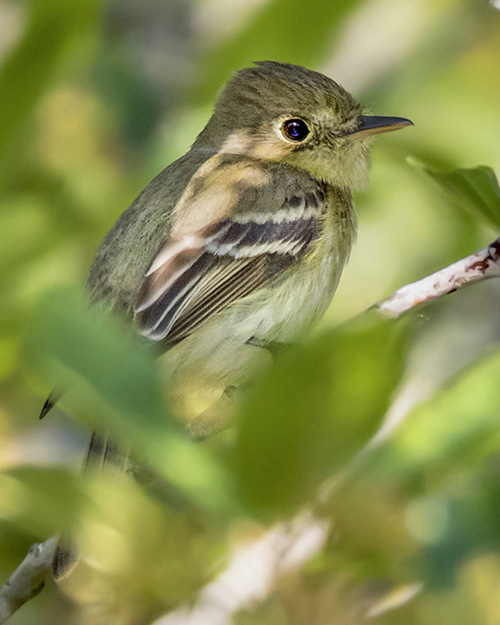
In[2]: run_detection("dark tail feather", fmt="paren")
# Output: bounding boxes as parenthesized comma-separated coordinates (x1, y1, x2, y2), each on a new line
(39, 387, 65, 420)
(52, 431, 129, 581)
(52, 544, 78, 581)
(83, 431, 130, 474)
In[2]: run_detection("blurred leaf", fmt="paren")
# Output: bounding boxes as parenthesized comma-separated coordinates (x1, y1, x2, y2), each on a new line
(411, 160, 500, 231)
(0, 0, 101, 158)
(31, 289, 165, 428)
(375, 346, 500, 481)
(235, 314, 410, 512)
(193, 0, 365, 103)
(331, 347, 500, 596)
(0, 467, 84, 536)
(27, 289, 236, 516)
(63, 474, 222, 608)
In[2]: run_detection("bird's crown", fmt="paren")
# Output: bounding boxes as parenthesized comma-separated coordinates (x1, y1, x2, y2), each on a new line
(212, 61, 361, 130)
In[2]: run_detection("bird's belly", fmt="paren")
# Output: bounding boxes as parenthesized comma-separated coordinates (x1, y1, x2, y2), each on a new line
(164, 247, 345, 408)
(251, 204, 355, 343)
(249, 249, 344, 343)
(163, 212, 354, 425)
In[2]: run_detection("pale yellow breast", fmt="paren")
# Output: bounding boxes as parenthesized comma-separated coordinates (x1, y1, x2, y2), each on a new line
(163, 187, 357, 424)
(249, 187, 357, 342)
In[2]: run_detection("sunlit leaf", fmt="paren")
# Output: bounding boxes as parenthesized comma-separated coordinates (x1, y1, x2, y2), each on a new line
(62, 473, 222, 608)
(235, 314, 410, 512)
(26, 289, 236, 516)
(378, 346, 500, 479)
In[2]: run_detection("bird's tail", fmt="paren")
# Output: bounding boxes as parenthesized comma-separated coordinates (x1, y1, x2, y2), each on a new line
(39, 387, 65, 420)
(52, 431, 130, 580)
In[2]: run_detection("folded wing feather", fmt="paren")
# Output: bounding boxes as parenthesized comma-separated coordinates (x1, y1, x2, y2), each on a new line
(134, 188, 325, 346)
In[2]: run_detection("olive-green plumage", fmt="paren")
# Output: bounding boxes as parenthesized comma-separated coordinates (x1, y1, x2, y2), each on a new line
(85, 61, 411, 424)
(50, 60, 412, 580)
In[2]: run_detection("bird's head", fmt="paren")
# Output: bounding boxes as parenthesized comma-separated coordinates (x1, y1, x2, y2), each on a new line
(195, 61, 412, 190)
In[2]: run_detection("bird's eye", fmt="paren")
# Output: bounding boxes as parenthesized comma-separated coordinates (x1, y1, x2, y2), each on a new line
(281, 118, 310, 142)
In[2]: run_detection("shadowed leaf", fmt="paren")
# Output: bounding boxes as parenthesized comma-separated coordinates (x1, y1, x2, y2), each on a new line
(412, 160, 500, 231)
(235, 314, 410, 512)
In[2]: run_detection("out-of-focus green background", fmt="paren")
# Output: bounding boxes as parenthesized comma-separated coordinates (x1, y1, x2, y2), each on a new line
(1, 0, 500, 623)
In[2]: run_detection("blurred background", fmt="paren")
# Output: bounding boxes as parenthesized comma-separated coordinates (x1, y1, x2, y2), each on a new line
(1, 0, 500, 623)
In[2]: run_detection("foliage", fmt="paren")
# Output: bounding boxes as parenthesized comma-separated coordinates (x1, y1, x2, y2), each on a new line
(1, 0, 500, 624)
(412, 161, 500, 231)
(236, 314, 410, 512)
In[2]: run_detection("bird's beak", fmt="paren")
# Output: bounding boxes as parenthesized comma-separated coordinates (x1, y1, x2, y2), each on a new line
(346, 115, 413, 139)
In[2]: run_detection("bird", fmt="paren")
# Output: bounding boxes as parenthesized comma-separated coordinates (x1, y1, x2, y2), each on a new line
(43, 61, 412, 577)
(84, 61, 411, 426)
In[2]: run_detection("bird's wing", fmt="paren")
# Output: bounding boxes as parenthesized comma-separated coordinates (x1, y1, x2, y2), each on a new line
(134, 173, 326, 346)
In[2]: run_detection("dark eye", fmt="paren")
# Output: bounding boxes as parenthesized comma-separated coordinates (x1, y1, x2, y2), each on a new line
(281, 118, 310, 142)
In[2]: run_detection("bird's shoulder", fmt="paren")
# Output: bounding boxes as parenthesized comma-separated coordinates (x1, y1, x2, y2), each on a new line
(170, 153, 329, 237)
(86, 151, 207, 310)
(86, 150, 330, 314)
(133, 157, 331, 345)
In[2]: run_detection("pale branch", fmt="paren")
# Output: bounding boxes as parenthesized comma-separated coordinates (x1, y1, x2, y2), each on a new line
(372, 236, 500, 318)
(152, 237, 500, 625)
(0, 536, 58, 624)
(153, 512, 330, 625)
(346, 235, 500, 454)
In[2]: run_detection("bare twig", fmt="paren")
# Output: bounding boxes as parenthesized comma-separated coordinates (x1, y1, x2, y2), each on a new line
(362, 235, 500, 447)
(373, 237, 500, 318)
(0, 536, 58, 624)
(153, 512, 330, 625)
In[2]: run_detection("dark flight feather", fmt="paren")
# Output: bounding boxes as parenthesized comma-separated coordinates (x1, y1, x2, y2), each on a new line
(134, 188, 324, 344)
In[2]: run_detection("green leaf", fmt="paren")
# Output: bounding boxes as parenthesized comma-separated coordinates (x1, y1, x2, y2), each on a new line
(235, 314, 410, 513)
(377, 347, 500, 480)
(412, 160, 500, 230)
(0, 467, 84, 536)
(26, 289, 236, 517)
(192, 0, 365, 104)
(0, 0, 100, 158)
(30, 289, 166, 429)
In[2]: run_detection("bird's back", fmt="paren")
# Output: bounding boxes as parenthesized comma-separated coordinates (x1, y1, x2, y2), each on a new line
(86, 150, 209, 314)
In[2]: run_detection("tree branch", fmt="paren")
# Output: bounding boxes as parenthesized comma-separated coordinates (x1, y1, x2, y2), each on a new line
(372, 236, 500, 318)
(0, 536, 58, 624)
(153, 512, 330, 625)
